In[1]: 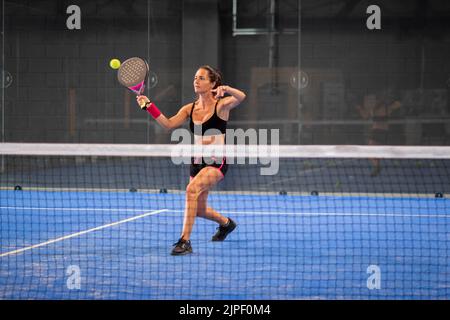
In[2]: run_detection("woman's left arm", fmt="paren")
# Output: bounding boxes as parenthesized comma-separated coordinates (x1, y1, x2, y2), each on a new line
(212, 85, 246, 110)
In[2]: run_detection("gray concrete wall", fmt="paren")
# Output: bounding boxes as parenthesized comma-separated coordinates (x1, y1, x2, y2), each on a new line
(1, 0, 450, 145)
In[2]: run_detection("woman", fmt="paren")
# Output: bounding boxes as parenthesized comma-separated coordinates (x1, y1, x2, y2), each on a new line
(356, 91, 401, 176)
(136, 65, 246, 255)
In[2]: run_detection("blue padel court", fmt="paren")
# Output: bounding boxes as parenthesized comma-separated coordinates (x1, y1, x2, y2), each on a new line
(1, 190, 449, 299)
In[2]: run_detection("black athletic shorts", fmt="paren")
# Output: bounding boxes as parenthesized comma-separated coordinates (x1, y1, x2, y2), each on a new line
(190, 157, 228, 178)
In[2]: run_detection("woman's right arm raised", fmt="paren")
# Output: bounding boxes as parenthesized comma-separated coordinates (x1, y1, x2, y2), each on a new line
(136, 95, 190, 130)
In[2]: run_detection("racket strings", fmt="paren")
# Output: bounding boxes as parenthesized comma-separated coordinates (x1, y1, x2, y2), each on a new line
(118, 58, 148, 86)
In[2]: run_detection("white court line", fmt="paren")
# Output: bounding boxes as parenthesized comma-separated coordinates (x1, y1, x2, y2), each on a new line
(2, 206, 448, 219)
(0, 206, 154, 212)
(165, 209, 450, 219)
(0, 209, 168, 258)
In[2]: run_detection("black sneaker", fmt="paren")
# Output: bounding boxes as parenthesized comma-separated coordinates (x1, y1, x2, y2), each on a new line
(212, 218, 237, 241)
(171, 238, 193, 255)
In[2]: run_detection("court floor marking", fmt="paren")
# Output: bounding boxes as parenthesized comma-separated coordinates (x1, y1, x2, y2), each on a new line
(165, 209, 450, 219)
(0, 206, 155, 212)
(1, 205, 449, 219)
(1, 207, 448, 258)
(0, 209, 168, 258)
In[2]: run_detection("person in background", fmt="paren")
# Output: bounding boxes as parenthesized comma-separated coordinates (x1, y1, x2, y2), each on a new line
(355, 89, 401, 176)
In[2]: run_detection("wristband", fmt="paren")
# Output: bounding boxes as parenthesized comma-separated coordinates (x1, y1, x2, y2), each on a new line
(146, 102, 161, 119)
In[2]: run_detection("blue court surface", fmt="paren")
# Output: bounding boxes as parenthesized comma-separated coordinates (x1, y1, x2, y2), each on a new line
(1, 190, 449, 300)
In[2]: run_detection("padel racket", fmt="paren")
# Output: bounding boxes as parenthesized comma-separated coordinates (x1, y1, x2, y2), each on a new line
(117, 57, 149, 108)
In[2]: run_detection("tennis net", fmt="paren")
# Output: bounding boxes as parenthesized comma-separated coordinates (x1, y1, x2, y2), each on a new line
(1, 143, 449, 299)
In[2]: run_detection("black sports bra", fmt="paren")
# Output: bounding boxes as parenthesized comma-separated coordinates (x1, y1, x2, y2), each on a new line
(189, 100, 227, 136)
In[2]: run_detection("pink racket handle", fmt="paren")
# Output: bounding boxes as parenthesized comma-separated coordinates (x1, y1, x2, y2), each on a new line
(145, 102, 161, 119)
